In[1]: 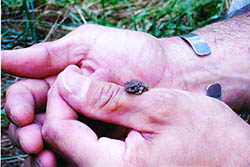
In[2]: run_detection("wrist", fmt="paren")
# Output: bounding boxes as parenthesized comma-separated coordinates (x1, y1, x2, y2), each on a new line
(158, 35, 250, 111)
(158, 36, 219, 93)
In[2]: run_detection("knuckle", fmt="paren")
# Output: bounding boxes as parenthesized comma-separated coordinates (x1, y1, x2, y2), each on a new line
(32, 43, 54, 72)
(33, 43, 51, 58)
(6, 80, 35, 104)
(5, 81, 21, 95)
(90, 83, 123, 112)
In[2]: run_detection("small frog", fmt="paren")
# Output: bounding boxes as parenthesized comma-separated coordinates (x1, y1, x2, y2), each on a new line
(124, 80, 149, 95)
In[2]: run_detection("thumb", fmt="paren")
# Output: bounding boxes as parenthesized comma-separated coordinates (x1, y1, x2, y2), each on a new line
(57, 65, 171, 132)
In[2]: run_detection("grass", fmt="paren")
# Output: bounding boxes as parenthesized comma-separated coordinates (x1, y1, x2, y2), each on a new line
(1, 0, 226, 50)
(2, 0, 249, 166)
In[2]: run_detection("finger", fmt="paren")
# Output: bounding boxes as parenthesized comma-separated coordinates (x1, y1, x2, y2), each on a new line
(9, 114, 59, 166)
(1, 40, 80, 78)
(24, 150, 57, 167)
(45, 83, 78, 122)
(5, 79, 50, 126)
(8, 123, 44, 154)
(57, 65, 169, 132)
(83, 68, 128, 139)
(43, 120, 126, 166)
(1, 24, 103, 78)
(8, 113, 45, 147)
(43, 80, 126, 166)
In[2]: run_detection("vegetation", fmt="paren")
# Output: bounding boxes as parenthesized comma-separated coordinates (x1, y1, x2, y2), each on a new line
(2, 0, 249, 166)
(2, 0, 226, 50)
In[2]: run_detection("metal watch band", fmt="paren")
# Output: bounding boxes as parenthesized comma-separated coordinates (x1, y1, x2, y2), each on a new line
(206, 83, 222, 100)
(180, 33, 211, 56)
(180, 34, 220, 99)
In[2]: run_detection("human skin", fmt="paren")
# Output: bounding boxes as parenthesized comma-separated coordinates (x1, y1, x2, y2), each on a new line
(42, 65, 250, 166)
(2, 11, 250, 166)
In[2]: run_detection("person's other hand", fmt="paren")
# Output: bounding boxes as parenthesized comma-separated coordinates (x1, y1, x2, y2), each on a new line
(41, 65, 250, 167)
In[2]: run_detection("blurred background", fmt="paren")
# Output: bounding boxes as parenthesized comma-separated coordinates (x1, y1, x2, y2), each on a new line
(2, 0, 249, 166)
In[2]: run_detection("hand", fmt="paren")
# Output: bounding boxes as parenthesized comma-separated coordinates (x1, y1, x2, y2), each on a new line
(3, 24, 174, 165)
(3, 10, 250, 128)
(42, 65, 250, 166)
(3, 24, 173, 127)
(8, 113, 59, 167)
(5, 78, 61, 166)
(3, 16, 250, 164)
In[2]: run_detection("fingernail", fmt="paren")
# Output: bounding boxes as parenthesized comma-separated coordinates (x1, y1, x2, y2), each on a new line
(5, 107, 19, 126)
(24, 156, 33, 167)
(25, 156, 42, 167)
(35, 159, 42, 167)
(8, 124, 20, 147)
(61, 70, 91, 98)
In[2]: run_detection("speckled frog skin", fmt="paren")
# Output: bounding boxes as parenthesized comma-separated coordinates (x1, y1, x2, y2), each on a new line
(124, 80, 149, 95)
